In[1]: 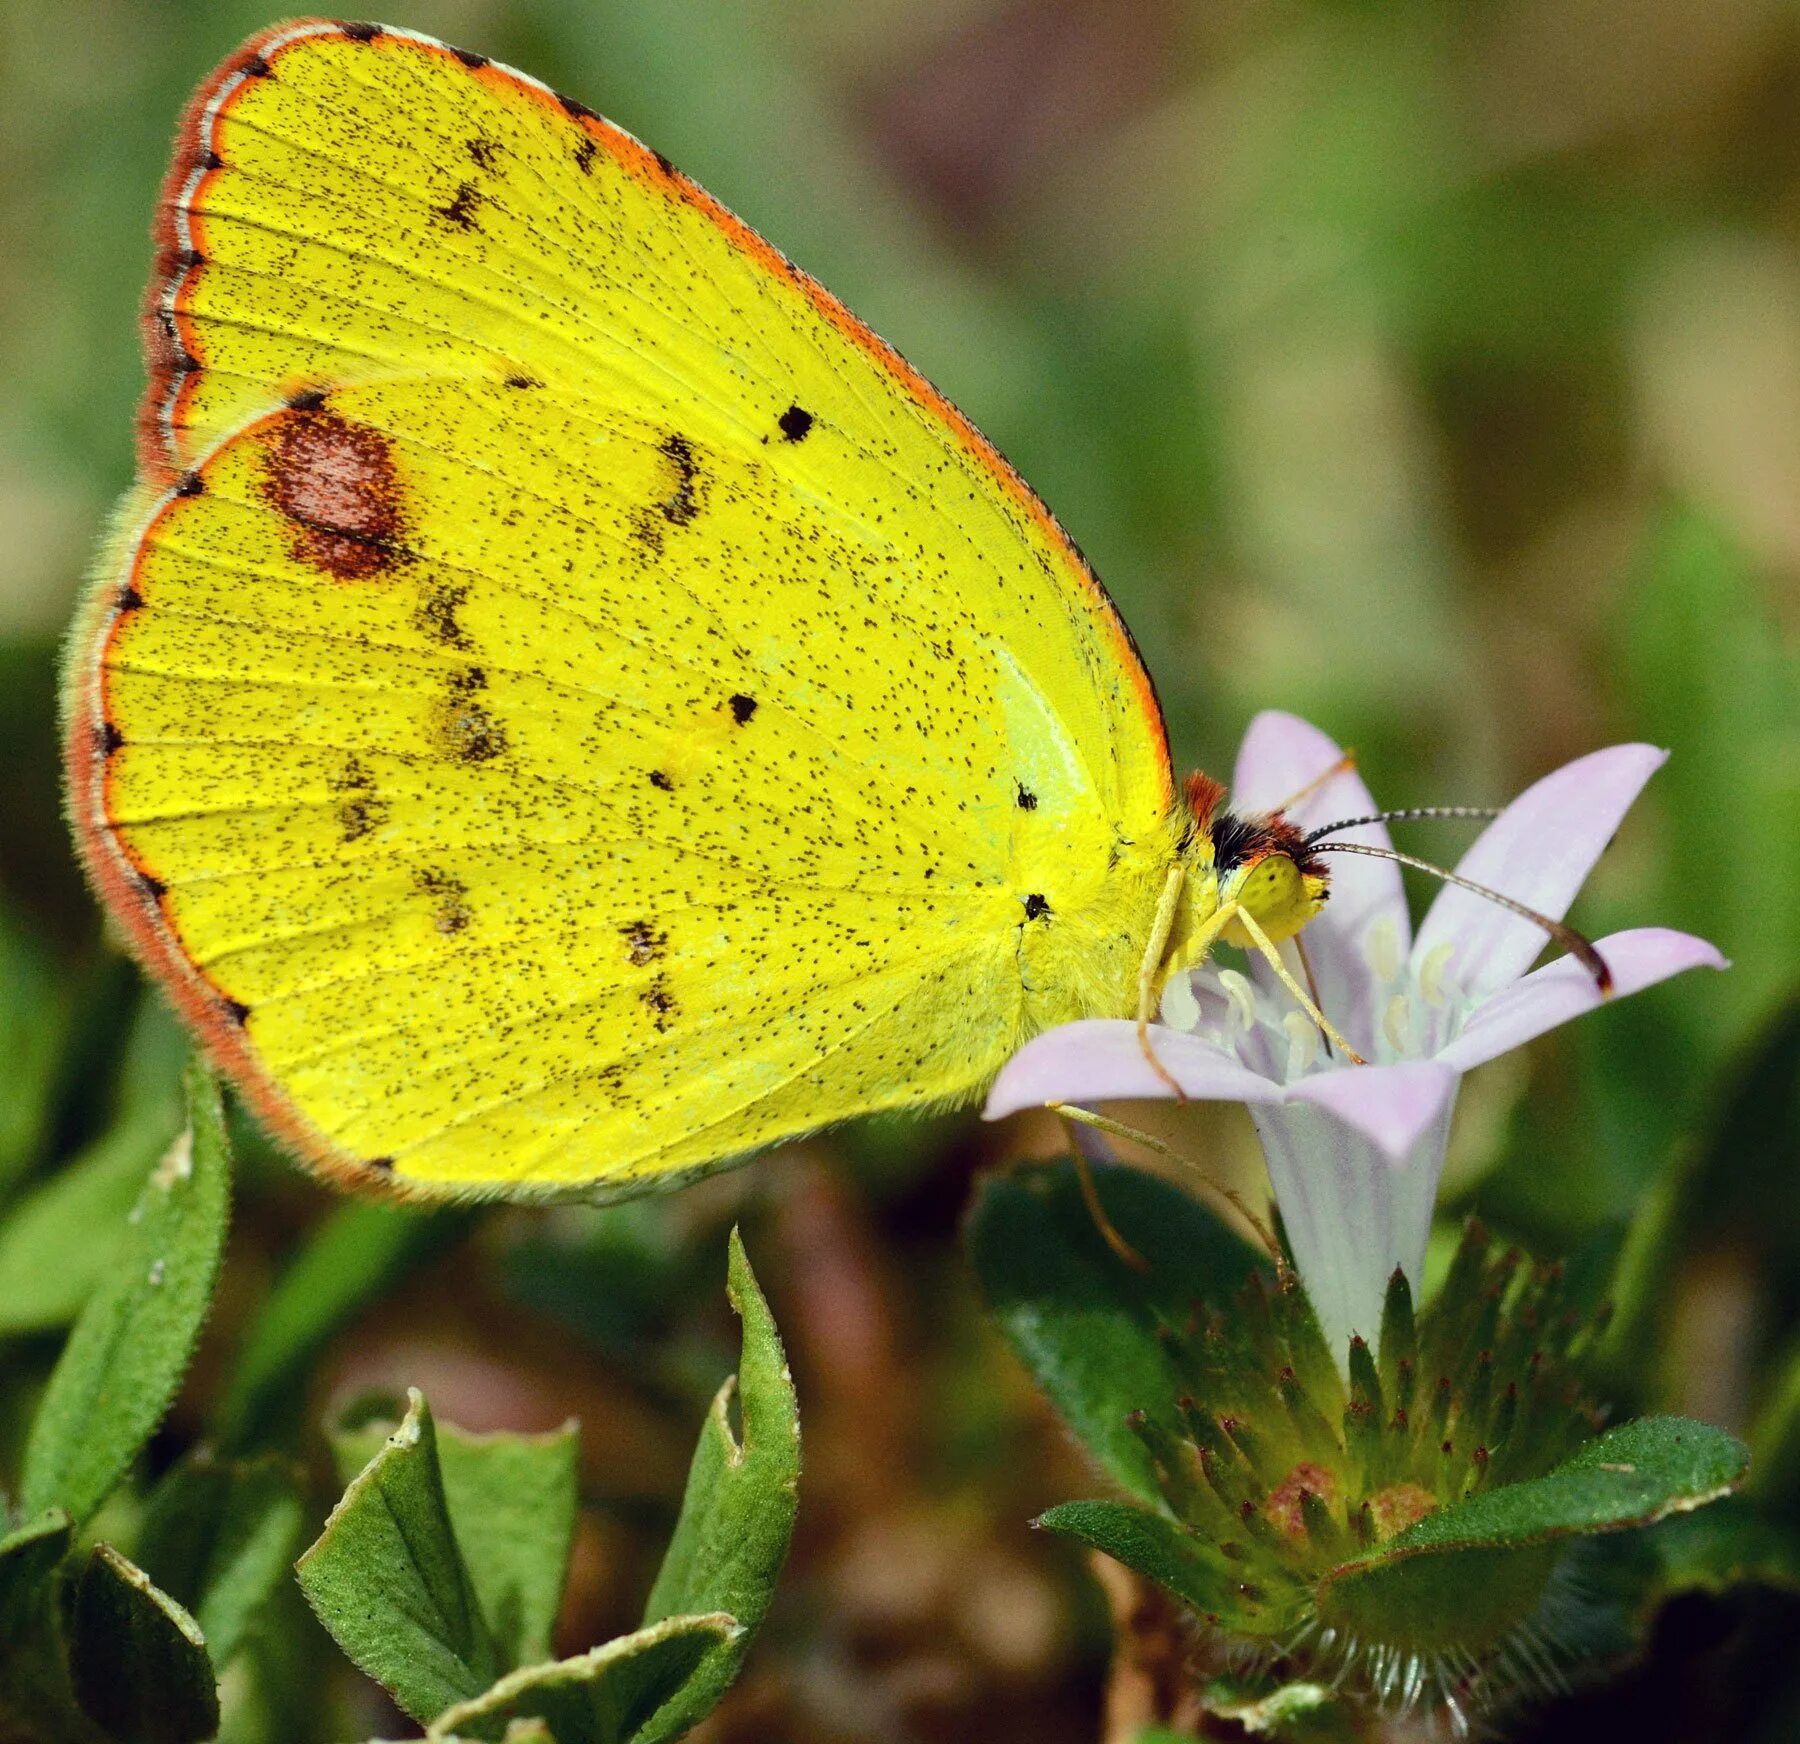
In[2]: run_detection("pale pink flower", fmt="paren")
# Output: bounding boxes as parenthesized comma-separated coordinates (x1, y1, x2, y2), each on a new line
(986, 712, 1725, 1362)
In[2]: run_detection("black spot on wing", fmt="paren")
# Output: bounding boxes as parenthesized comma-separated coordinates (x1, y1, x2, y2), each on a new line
(504, 374, 540, 390)
(366, 1154, 395, 1173)
(467, 138, 501, 170)
(413, 866, 472, 935)
(1023, 893, 1051, 921)
(574, 138, 597, 175)
(285, 387, 328, 412)
(728, 693, 758, 725)
(777, 404, 814, 442)
(647, 769, 674, 792)
(1015, 782, 1038, 811)
(174, 471, 204, 498)
(98, 721, 124, 756)
(640, 975, 678, 1032)
(416, 580, 471, 649)
(556, 90, 598, 121)
(434, 181, 482, 231)
(329, 755, 388, 842)
(242, 53, 272, 79)
(223, 997, 252, 1026)
(657, 433, 701, 524)
(434, 667, 507, 764)
(339, 22, 383, 43)
(621, 921, 668, 965)
(630, 434, 704, 553)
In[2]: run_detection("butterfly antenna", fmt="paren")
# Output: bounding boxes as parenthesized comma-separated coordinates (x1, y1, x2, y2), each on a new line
(1300, 805, 1503, 845)
(1306, 840, 1613, 993)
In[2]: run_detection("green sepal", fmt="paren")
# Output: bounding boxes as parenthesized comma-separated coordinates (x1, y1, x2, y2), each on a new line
(1315, 1416, 1748, 1651)
(1035, 1499, 1266, 1633)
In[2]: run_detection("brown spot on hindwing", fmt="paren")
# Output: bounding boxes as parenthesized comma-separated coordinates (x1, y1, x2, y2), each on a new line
(329, 755, 389, 842)
(413, 866, 472, 935)
(621, 921, 668, 965)
(264, 409, 404, 579)
(432, 666, 508, 764)
(640, 974, 677, 1031)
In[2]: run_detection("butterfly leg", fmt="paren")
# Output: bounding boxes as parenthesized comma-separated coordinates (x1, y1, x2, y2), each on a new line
(1051, 1102, 1281, 1261)
(1135, 864, 1192, 1099)
(1230, 908, 1367, 1064)
(1053, 1105, 1151, 1272)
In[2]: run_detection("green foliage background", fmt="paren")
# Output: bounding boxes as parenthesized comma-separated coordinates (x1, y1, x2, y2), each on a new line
(1, 2, 1796, 1740)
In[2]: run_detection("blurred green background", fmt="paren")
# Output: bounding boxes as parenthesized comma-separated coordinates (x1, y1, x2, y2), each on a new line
(1, 1, 1796, 1739)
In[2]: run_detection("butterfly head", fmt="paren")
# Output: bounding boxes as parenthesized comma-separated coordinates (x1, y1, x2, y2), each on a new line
(1183, 771, 1330, 948)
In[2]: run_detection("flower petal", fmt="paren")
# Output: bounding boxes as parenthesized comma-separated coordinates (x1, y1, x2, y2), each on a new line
(1283, 1059, 1461, 1160)
(1251, 1079, 1458, 1363)
(1435, 927, 1727, 1073)
(983, 1020, 1282, 1119)
(1228, 711, 1410, 1057)
(1411, 743, 1668, 1003)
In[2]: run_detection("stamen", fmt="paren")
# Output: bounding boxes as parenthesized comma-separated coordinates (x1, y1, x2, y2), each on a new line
(1383, 994, 1413, 1056)
(1217, 968, 1258, 1035)
(1418, 942, 1456, 1007)
(1160, 968, 1201, 1032)
(1364, 915, 1401, 985)
(1283, 1010, 1320, 1078)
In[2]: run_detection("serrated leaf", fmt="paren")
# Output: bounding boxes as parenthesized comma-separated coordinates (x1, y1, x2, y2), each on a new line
(968, 1158, 1265, 1504)
(328, 1408, 579, 1672)
(19, 1059, 232, 1524)
(633, 1229, 798, 1744)
(297, 1391, 501, 1722)
(1034, 1500, 1262, 1632)
(425, 1613, 736, 1744)
(215, 1199, 464, 1451)
(134, 1449, 306, 1671)
(0, 1105, 182, 1334)
(1316, 1416, 1748, 1650)
(67, 1543, 218, 1744)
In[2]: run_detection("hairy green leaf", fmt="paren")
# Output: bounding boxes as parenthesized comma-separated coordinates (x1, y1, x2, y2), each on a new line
(425, 1614, 736, 1744)
(634, 1228, 799, 1744)
(297, 1390, 501, 1722)
(329, 1407, 580, 1673)
(19, 1059, 232, 1523)
(68, 1544, 218, 1744)
(969, 1158, 1264, 1504)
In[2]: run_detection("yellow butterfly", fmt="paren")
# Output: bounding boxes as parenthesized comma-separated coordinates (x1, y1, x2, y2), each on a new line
(63, 20, 1342, 1201)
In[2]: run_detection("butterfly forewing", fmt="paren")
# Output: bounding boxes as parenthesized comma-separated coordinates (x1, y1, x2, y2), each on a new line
(71, 20, 1172, 1196)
